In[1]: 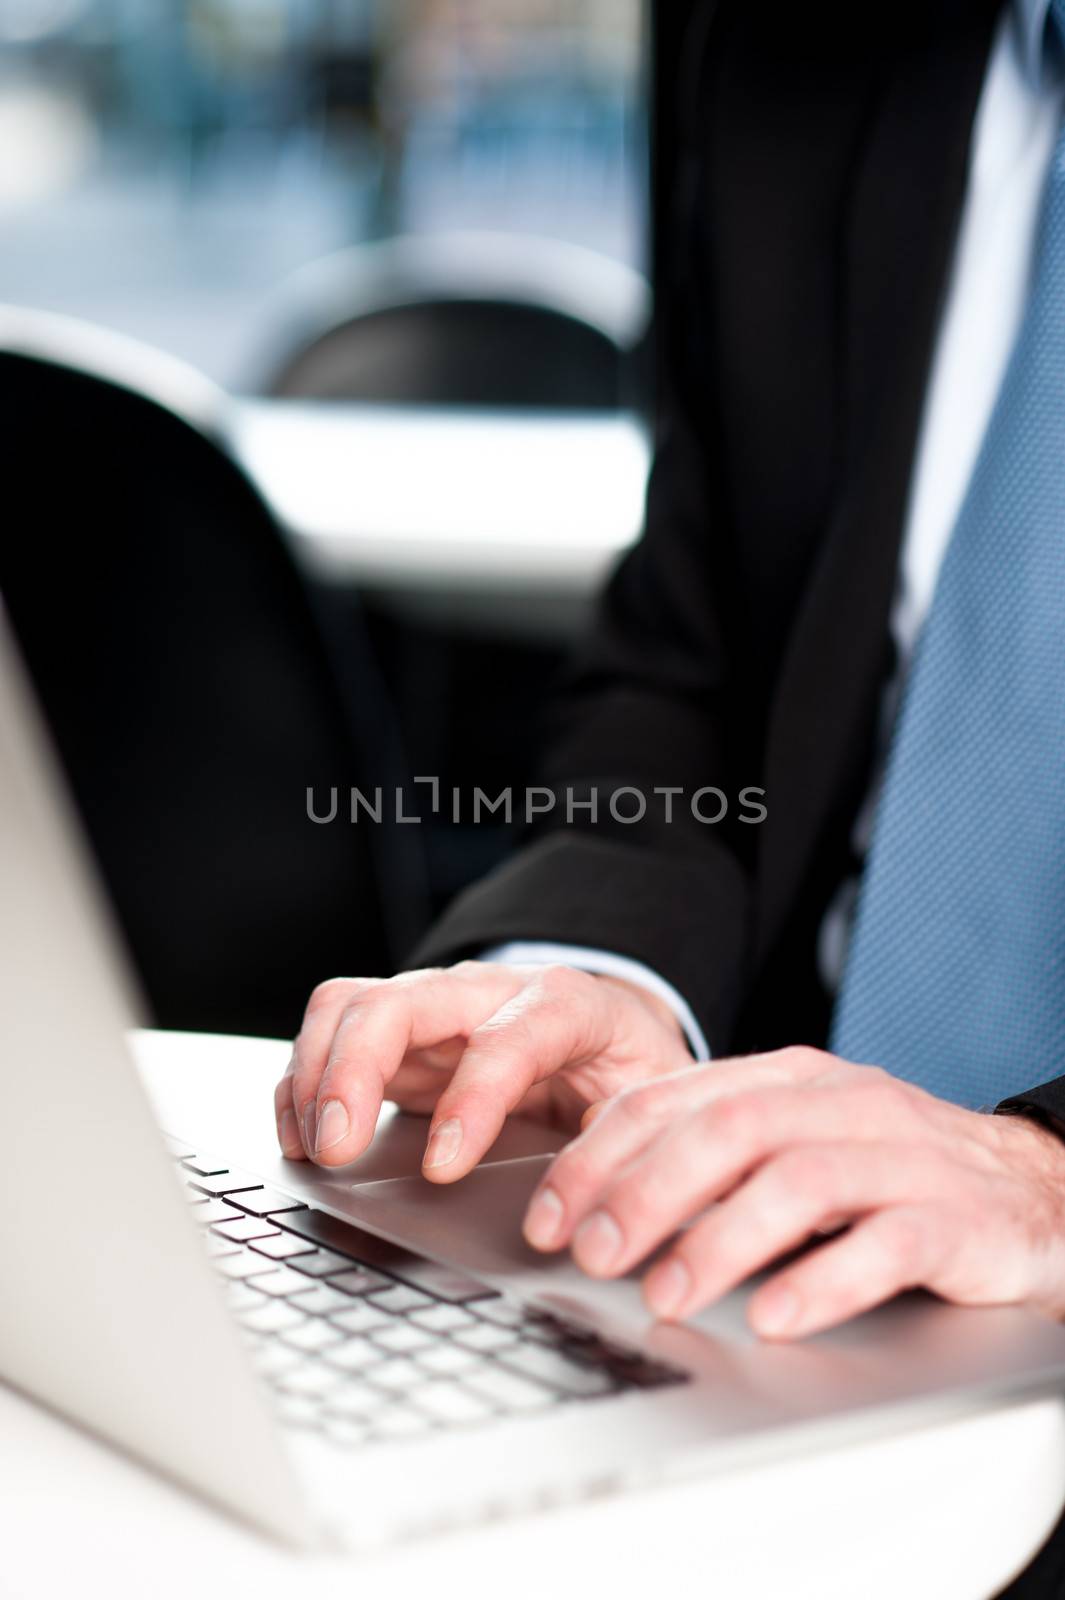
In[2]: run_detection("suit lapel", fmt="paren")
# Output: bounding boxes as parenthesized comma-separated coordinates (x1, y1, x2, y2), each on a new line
(755, 0, 1004, 961)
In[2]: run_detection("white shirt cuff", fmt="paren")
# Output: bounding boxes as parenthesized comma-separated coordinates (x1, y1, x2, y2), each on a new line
(480, 941, 711, 1062)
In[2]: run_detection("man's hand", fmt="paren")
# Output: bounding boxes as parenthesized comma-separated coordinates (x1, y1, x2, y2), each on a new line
(520, 1048, 1065, 1340)
(274, 962, 692, 1178)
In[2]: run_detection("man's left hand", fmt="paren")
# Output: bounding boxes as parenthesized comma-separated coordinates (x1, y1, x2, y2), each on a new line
(520, 1049, 1065, 1340)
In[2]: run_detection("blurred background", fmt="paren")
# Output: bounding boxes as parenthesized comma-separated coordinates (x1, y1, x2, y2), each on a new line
(0, 0, 645, 378)
(0, 0, 654, 1040)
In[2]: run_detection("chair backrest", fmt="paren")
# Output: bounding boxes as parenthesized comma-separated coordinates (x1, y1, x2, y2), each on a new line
(0, 308, 413, 1038)
(250, 231, 651, 410)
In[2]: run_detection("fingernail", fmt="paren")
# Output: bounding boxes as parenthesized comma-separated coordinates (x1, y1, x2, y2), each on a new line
(645, 1257, 691, 1320)
(302, 1101, 316, 1155)
(524, 1187, 564, 1248)
(315, 1099, 349, 1154)
(753, 1284, 800, 1339)
(573, 1210, 623, 1274)
(423, 1116, 463, 1170)
(278, 1108, 301, 1156)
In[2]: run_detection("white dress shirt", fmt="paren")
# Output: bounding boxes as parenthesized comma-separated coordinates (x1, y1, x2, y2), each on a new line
(487, 3, 1065, 1061)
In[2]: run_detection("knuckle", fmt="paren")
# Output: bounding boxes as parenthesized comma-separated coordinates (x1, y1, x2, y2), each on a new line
(547, 1144, 599, 1196)
(772, 1147, 836, 1204)
(305, 976, 356, 1014)
(876, 1211, 925, 1276)
(468, 1006, 534, 1054)
(855, 1072, 907, 1116)
(389, 966, 442, 991)
(613, 1080, 664, 1125)
(705, 1092, 759, 1144)
(537, 963, 587, 1002)
(781, 1044, 829, 1074)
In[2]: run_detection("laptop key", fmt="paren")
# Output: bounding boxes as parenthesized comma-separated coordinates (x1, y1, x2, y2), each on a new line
(276, 1364, 344, 1399)
(323, 1337, 383, 1374)
(250, 1343, 303, 1381)
(472, 1301, 528, 1329)
(240, 1299, 307, 1335)
(610, 1358, 687, 1389)
(370, 1323, 435, 1356)
(408, 1303, 476, 1334)
(227, 1188, 308, 1217)
(225, 1282, 267, 1313)
(249, 1265, 320, 1297)
(186, 1170, 265, 1197)
(393, 1267, 500, 1305)
(286, 1249, 359, 1279)
(366, 1285, 434, 1316)
(329, 1304, 391, 1337)
(215, 1251, 277, 1280)
(212, 1217, 282, 1243)
(275, 1209, 492, 1303)
(249, 1233, 317, 1262)
(323, 1382, 388, 1419)
(190, 1198, 245, 1225)
(181, 1155, 230, 1176)
(499, 1343, 616, 1397)
(326, 1266, 392, 1297)
(280, 1320, 345, 1353)
(285, 1283, 352, 1316)
(204, 1235, 240, 1259)
(467, 1366, 555, 1412)
(415, 1343, 480, 1378)
(453, 1322, 519, 1354)
(370, 1358, 425, 1392)
(275, 1395, 321, 1429)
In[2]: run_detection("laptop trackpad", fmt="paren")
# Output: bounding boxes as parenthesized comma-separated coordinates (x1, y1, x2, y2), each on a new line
(344, 1156, 710, 1340)
(348, 1156, 558, 1279)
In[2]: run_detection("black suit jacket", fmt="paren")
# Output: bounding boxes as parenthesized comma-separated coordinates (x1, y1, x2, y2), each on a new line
(414, 0, 1065, 1128)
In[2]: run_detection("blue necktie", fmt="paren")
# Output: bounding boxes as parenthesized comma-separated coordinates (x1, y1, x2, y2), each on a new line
(831, 2, 1065, 1109)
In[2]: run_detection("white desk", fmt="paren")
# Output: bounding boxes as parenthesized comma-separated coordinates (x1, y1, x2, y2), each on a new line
(229, 401, 650, 638)
(4, 1029, 1065, 1600)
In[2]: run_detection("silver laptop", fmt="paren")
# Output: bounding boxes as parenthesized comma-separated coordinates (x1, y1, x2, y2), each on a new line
(3, 611, 1065, 1552)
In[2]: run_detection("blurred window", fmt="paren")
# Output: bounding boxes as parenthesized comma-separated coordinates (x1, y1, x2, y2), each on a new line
(0, 0, 646, 386)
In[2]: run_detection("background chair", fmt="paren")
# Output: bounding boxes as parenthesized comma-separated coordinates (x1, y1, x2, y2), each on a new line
(0, 307, 423, 1039)
(241, 235, 650, 916)
(248, 231, 650, 409)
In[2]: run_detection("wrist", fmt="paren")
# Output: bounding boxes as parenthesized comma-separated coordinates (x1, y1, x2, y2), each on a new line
(596, 973, 690, 1049)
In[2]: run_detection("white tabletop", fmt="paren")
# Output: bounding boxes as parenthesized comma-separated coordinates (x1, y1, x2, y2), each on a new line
(229, 400, 649, 636)
(5, 1028, 1065, 1600)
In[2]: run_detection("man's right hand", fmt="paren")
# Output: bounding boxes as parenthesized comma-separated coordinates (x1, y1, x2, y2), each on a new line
(274, 960, 693, 1184)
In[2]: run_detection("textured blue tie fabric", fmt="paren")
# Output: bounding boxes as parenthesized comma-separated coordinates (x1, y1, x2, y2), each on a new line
(830, 0, 1065, 1109)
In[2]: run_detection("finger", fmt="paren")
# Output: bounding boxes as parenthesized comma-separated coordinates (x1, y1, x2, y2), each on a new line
(306, 964, 526, 1166)
(639, 1143, 946, 1319)
(420, 966, 622, 1183)
(524, 1048, 836, 1251)
(280, 977, 382, 1155)
(272, 1062, 305, 1160)
(746, 1204, 949, 1340)
(539, 1069, 926, 1268)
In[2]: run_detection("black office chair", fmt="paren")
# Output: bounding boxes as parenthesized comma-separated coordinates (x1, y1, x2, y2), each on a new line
(0, 308, 423, 1038)
(249, 231, 651, 410)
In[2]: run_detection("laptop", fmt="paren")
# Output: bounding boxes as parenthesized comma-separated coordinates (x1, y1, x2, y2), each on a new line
(3, 611, 1065, 1553)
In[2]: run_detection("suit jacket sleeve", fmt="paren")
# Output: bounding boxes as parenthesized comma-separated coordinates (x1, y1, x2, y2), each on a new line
(411, 307, 755, 1051)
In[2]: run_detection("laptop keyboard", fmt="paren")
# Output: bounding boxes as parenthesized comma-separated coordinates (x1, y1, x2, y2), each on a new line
(170, 1141, 688, 1450)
